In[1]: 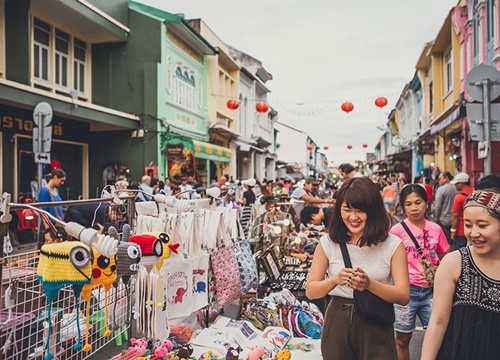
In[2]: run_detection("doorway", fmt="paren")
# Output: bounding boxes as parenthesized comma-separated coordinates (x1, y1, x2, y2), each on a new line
(16, 136, 85, 201)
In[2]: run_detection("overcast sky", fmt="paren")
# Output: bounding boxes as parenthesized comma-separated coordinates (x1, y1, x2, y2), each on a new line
(138, 0, 458, 165)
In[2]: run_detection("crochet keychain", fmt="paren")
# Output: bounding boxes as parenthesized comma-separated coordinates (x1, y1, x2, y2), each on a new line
(36, 241, 93, 360)
(81, 244, 117, 352)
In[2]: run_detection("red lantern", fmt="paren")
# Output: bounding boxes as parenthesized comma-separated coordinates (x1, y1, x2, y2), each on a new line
(256, 101, 269, 113)
(341, 102, 354, 113)
(307, 145, 313, 151)
(375, 97, 388, 108)
(323, 146, 329, 151)
(347, 145, 353, 150)
(226, 99, 239, 110)
(362, 143, 368, 148)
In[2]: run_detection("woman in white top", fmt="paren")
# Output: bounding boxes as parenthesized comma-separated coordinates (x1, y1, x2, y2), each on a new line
(306, 177, 410, 360)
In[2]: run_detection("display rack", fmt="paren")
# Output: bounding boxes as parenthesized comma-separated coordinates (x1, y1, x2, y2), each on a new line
(0, 196, 135, 360)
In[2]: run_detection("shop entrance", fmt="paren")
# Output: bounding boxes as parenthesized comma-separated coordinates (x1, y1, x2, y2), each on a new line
(17, 136, 84, 201)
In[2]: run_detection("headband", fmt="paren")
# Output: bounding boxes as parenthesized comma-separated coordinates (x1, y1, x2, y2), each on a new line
(464, 190, 500, 214)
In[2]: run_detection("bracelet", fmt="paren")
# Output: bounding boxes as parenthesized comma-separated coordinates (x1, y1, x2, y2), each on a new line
(450, 228, 456, 232)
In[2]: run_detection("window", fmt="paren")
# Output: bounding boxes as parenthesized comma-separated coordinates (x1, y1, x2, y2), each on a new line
(73, 38, 86, 94)
(486, 0, 495, 42)
(55, 29, 69, 88)
(33, 18, 50, 83)
(32, 17, 88, 97)
(173, 66, 197, 111)
(444, 48, 453, 93)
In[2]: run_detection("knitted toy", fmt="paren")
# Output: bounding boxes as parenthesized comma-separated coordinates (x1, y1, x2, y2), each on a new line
(37, 241, 93, 360)
(81, 244, 117, 352)
(226, 346, 242, 360)
(176, 343, 194, 359)
(131, 232, 179, 307)
(108, 224, 141, 328)
(109, 225, 141, 285)
(276, 349, 292, 360)
(153, 339, 173, 358)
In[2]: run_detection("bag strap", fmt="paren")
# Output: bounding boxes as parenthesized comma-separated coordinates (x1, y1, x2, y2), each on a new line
(339, 243, 353, 269)
(400, 221, 425, 258)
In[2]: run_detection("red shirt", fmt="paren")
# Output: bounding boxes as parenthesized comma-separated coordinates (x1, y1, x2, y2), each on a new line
(424, 184, 433, 203)
(452, 187, 474, 236)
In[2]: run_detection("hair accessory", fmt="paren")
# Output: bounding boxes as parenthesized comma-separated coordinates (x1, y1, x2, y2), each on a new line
(81, 244, 117, 352)
(465, 190, 500, 214)
(37, 242, 93, 360)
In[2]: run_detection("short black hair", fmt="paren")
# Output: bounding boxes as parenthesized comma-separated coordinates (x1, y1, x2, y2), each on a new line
(400, 184, 428, 205)
(475, 175, 500, 190)
(301, 206, 320, 226)
(442, 171, 453, 181)
(339, 163, 355, 174)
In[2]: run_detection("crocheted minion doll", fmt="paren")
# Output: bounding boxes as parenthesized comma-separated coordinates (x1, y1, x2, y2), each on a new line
(81, 245, 117, 352)
(37, 241, 93, 360)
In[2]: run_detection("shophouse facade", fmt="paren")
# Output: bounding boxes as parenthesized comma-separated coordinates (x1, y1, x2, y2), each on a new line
(127, 2, 224, 186)
(229, 48, 277, 182)
(187, 19, 241, 181)
(462, 0, 500, 178)
(0, 0, 140, 200)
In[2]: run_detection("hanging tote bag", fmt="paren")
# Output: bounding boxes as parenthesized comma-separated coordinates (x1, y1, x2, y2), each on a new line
(208, 210, 242, 308)
(229, 209, 259, 296)
(339, 243, 395, 327)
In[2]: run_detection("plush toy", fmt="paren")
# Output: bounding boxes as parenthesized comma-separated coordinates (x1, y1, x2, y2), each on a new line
(226, 346, 242, 360)
(131, 232, 179, 307)
(153, 339, 173, 358)
(176, 343, 194, 359)
(246, 346, 265, 360)
(109, 224, 141, 286)
(109, 224, 141, 328)
(37, 242, 93, 360)
(128, 337, 148, 356)
(275, 349, 292, 360)
(199, 349, 218, 360)
(81, 245, 117, 352)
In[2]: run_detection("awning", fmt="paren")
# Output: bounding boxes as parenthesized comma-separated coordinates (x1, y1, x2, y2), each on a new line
(430, 107, 462, 135)
(192, 140, 231, 162)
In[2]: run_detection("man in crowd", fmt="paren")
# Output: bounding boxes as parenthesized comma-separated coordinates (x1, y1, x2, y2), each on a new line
(137, 175, 153, 202)
(300, 205, 334, 230)
(339, 163, 362, 180)
(291, 177, 335, 223)
(450, 172, 474, 250)
(179, 176, 193, 199)
(434, 171, 458, 243)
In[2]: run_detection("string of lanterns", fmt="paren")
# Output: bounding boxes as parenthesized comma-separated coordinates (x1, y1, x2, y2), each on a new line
(341, 96, 388, 114)
(225, 99, 269, 113)
(222, 93, 391, 115)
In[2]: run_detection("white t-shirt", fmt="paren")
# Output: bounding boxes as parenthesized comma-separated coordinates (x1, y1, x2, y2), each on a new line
(291, 187, 311, 221)
(320, 233, 402, 299)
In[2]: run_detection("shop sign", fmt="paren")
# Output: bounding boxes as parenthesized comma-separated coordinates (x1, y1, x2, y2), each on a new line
(0, 104, 89, 142)
(166, 143, 185, 158)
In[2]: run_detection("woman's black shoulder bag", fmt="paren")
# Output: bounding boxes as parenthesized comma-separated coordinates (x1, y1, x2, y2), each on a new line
(339, 242, 395, 327)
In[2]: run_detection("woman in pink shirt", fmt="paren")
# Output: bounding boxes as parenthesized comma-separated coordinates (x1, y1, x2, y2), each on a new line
(390, 184, 450, 360)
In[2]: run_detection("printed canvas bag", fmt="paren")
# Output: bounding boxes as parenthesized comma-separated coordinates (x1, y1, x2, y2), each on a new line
(229, 209, 258, 296)
(208, 210, 242, 308)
